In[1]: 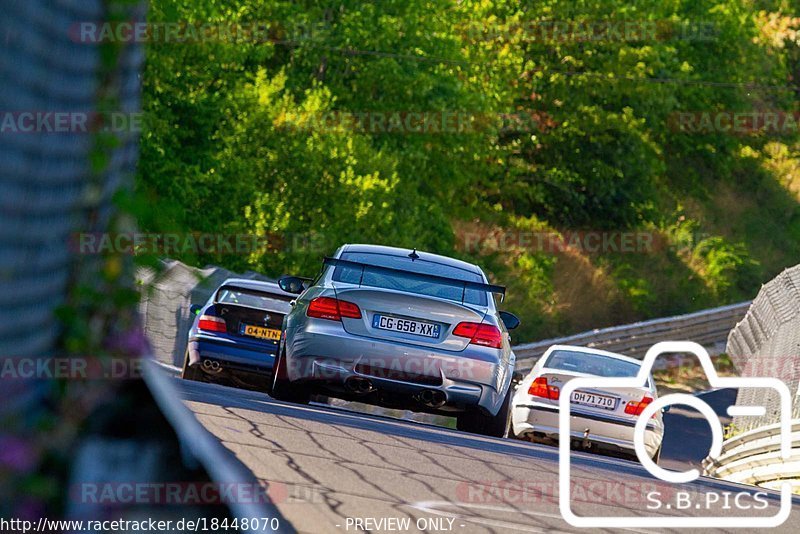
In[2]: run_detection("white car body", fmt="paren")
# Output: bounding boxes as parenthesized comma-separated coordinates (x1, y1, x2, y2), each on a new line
(511, 344, 665, 461)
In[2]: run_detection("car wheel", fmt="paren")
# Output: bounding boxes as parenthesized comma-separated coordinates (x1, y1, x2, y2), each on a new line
(457, 386, 513, 438)
(181, 351, 202, 381)
(270, 343, 311, 404)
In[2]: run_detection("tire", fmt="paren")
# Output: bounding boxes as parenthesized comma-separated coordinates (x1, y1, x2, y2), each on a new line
(457, 386, 513, 438)
(270, 343, 311, 404)
(181, 351, 202, 382)
(651, 446, 662, 465)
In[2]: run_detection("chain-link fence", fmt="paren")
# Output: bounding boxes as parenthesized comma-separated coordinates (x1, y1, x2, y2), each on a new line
(726, 264, 800, 433)
(0, 0, 144, 418)
(0, 0, 146, 427)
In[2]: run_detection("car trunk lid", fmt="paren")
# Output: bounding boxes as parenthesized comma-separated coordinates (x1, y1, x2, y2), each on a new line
(212, 288, 293, 347)
(535, 370, 653, 419)
(331, 286, 487, 351)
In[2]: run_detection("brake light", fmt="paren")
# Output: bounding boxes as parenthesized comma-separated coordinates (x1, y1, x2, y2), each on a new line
(198, 315, 226, 333)
(528, 376, 560, 400)
(307, 297, 362, 321)
(452, 322, 503, 349)
(337, 300, 362, 319)
(625, 395, 654, 416)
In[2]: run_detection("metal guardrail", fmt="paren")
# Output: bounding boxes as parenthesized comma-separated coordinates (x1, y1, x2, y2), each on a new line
(513, 301, 750, 372)
(143, 361, 294, 533)
(703, 421, 800, 492)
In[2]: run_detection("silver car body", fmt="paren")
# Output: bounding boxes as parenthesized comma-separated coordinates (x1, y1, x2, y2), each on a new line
(282, 244, 516, 415)
(511, 344, 664, 458)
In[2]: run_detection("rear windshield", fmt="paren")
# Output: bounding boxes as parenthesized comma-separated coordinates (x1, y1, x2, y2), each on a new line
(544, 350, 641, 378)
(332, 252, 488, 306)
(215, 287, 293, 312)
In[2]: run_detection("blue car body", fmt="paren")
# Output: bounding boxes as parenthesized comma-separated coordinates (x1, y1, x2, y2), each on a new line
(183, 278, 296, 385)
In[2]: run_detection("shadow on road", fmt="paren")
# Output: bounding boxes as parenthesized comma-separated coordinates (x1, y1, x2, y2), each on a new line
(660, 389, 735, 472)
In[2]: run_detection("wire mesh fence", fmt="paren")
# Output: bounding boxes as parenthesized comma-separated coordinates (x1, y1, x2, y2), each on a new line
(726, 264, 800, 433)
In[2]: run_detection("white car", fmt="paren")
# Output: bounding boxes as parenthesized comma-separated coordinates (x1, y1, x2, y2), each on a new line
(511, 345, 665, 463)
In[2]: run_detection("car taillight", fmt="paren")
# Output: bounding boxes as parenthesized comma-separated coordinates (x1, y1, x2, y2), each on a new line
(198, 315, 227, 333)
(307, 297, 362, 321)
(625, 395, 654, 416)
(452, 322, 503, 349)
(528, 376, 560, 400)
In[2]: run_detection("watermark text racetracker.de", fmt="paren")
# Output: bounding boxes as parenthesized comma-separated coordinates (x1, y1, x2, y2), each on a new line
(456, 230, 659, 255)
(287, 356, 486, 382)
(461, 19, 717, 43)
(0, 357, 144, 381)
(457, 479, 772, 512)
(0, 111, 143, 134)
(71, 231, 327, 256)
(669, 111, 800, 135)
(274, 110, 554, 135)
(72, 481, 307, 505)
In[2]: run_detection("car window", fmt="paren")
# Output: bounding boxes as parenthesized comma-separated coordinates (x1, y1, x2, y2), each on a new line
(215, 287, 293, 312)
(544, 350, 641, 378)
(332, 252, 488, 306)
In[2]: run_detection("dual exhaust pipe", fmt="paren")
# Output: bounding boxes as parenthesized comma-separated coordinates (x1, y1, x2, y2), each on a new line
(416, 388, 447, 409)
(202, 359, 222, 373)
(345, 377, 374, 394)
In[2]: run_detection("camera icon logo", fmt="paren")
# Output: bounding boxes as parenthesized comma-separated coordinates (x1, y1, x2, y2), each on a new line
(558, 341, 793, 528)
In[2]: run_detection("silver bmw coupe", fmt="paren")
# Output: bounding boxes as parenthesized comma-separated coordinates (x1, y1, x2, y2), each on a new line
(271, 244, 520, 437)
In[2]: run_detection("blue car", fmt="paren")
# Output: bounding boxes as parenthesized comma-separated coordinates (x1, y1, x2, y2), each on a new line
(182, 278, 297, 388)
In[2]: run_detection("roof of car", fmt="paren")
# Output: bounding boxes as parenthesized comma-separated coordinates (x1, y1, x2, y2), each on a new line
(218, 278, 296, 298)
(545, 344, 643, 365)
(340, 244, 482, 275)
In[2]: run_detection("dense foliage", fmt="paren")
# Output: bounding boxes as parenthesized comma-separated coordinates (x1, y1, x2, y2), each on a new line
(138, 0, 800, 341)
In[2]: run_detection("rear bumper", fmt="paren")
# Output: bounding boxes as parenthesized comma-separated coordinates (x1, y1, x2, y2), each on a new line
(511, 401, 663, 457)
(187, 335, 276, 375)
(284, 321, 512, 415)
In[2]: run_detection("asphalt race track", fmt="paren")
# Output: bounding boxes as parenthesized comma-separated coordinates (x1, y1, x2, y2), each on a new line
(175, 375, 800, 534)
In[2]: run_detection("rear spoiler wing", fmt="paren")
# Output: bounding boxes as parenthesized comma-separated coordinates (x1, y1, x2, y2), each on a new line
(213, 283, 296, 303)
(322, 256, 506, 300)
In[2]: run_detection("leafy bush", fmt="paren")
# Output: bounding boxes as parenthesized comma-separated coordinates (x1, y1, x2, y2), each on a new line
(138, 0, 799, 340)
(693, 237, 762, 299)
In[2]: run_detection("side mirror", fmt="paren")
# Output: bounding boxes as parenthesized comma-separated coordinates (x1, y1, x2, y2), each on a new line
(189, 304, 201, 316)
(278, 275, 306, 294)
(499, 311, 520, 330)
